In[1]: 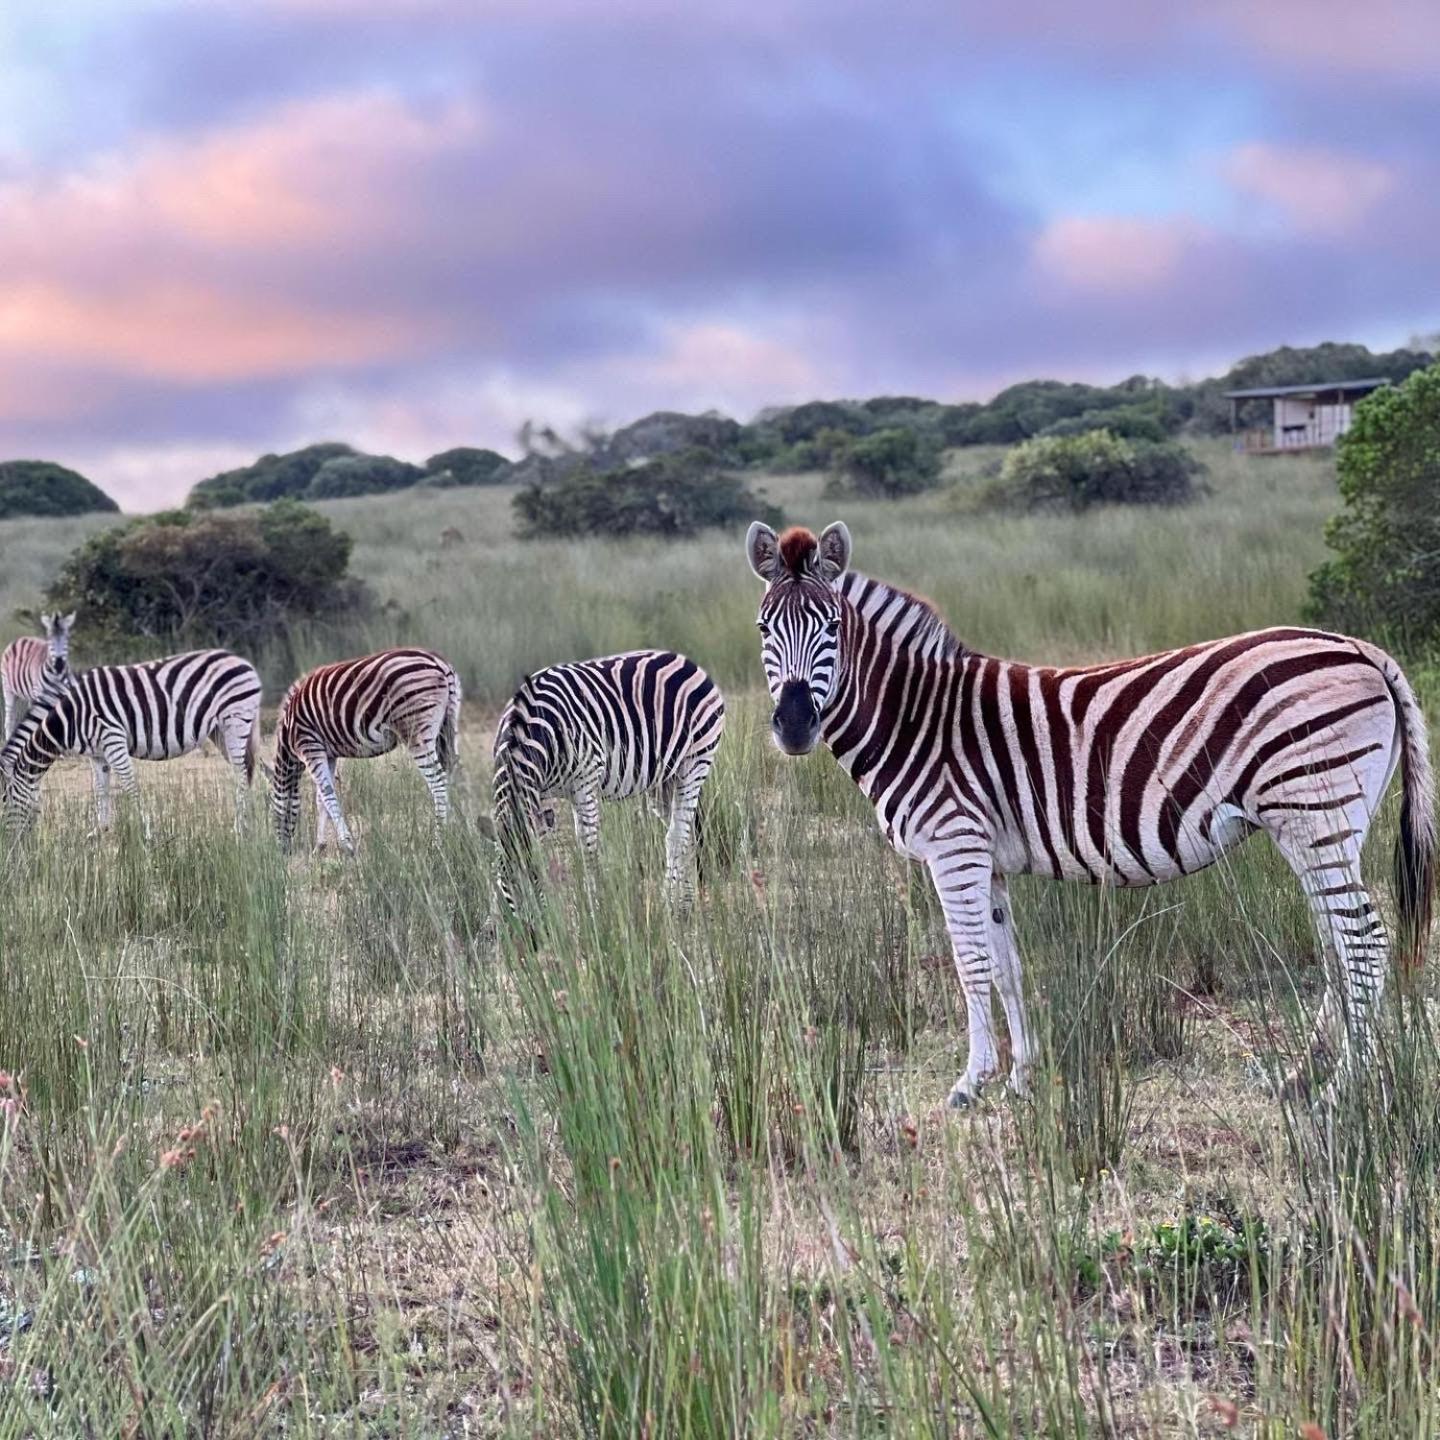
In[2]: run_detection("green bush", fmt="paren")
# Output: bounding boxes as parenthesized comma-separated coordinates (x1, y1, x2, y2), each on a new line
(47, 499, 360, 652)
(514, 449, 781, 540)
(306, 453, 424, 499)
(997, 430, 1201, 512)
(824, 426, 943, 499)
(0, 461, 119, 520)
(1307, 365, 1440, 642)
(188, 443, 356, 508)
(423, 447, 512, 486)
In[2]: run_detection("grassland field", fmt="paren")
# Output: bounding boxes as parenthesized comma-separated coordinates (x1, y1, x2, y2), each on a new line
(0, 440, 1437, 1436)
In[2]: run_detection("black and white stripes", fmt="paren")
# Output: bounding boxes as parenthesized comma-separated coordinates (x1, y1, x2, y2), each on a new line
(270, 647, 462, 853)
(1, 649, 262, 833)
(492, 649, 725, 912)
(748, 521, 1435, 1104)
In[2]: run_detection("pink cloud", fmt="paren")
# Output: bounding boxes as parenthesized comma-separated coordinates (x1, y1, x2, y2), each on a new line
(0, 92, 481, 384)
(0, 280, 424, 383)
(1031, 216, 1199, 296)
(1223, 142, 1394, 236)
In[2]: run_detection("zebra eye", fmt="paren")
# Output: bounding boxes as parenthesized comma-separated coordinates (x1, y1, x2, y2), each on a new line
(756, 620, 770, 637)
(824, 618, 841, 637)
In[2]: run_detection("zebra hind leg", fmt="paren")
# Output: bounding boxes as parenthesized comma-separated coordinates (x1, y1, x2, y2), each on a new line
(314, 761, 339, 851)
(1268, 819, 1387, 1101)
(407, 739, 450, 827)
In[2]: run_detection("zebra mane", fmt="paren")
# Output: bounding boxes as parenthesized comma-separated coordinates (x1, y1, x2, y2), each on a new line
(838, 571, 967, 662)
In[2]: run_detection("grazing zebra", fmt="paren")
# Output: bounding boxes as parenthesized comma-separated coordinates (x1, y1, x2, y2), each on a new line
(1, 612, 75, 737)
(491, 650, 726, 914)
(1, 649, 262, 834)
(270, 647, 462, 853)
(746, 521, 1435, 1105)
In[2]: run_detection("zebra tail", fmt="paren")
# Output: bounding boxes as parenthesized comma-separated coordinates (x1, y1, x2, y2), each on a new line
(244, 712, 259, 787)
(437, 674, 461, 773)
(1384, 657, 1435, 971)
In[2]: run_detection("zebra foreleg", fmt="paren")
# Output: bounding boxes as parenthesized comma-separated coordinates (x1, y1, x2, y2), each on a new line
(303, 748, 354, 854)
(313, 760, 339, 851)
(99, 745, 146, 841)
(2, 686, 14, 740)
(663, 758, 710, 905)
(989, 876, 1037, 1097)
(929, 853, 1002, 1107)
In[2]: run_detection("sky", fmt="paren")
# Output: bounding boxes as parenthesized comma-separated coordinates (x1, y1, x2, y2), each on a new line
(1, 0, 1437, 510)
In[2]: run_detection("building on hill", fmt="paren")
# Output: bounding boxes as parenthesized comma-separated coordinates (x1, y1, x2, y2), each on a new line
(1224, 377, 1389, 454)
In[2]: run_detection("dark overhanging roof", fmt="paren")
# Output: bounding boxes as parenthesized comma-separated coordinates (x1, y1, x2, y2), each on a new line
(1222, 377, 1391, 400)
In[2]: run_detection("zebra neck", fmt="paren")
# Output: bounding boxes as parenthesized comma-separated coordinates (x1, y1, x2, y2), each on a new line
(820, 573, 968, 800)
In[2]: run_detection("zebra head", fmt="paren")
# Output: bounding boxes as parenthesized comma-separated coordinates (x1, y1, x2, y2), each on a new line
(41, 611, 76, 662)
(746, 521, 852, 756)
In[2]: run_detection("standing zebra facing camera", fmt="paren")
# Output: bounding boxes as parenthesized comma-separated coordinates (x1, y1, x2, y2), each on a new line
(1, 612, 75, 737)
(1, 649, 262, 835)
(746, 521, 1434, 1107)
(269, 647, 462, 854)
(491, 650, 726, 917)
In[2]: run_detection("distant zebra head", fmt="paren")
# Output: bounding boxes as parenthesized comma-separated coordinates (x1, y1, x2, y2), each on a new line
(746, 521, 852, 756)
(41, 611, 76, 662)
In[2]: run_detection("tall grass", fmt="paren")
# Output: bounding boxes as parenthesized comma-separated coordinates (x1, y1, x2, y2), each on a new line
(3, 442, 1338, 702)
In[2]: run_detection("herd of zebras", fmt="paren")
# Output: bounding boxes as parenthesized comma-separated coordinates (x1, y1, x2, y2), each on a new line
(3, 519, 1433, 1106)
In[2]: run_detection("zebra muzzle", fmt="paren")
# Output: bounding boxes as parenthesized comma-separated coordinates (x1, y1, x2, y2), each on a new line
(772, 680, 820, 756)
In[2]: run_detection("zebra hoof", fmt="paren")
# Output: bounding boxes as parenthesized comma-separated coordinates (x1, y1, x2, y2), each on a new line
(946, 1080, 984, 1110)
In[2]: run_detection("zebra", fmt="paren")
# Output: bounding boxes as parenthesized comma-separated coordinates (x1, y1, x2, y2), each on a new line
(2, 612, 75, 737)
(1, 649, 262, 834)
(491, 650, 726, 915)
(269, 647, 462, 854)
(746, 521, 1435, 1105)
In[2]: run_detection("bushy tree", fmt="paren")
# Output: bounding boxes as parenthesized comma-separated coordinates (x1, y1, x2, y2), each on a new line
(0, 461, 119, 520)
(48, 500, 360, 653)
(189, 443, 357, 508)
(997, 431, 1201, 512)
(424, 447, 512, 486)
(306, 454, 425, 498)
(1307, 365, 1440, 642)
(825, 427, 942, 499)
(514, 450, 781, 539)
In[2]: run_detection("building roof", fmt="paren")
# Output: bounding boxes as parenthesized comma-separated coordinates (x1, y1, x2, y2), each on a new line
(1222, 377, 1390, 400)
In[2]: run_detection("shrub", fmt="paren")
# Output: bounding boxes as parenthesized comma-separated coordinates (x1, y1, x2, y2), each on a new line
(47, 500, 360, 653)
(997, 431, 1201, 512)
(423, 447, 512, 486)
(0, 461, 119, 520)
(189, 443, 356, 508)
(514, 449, 781, 540)
(1307, 365, 1440, 642)
(824, 427, 943, 499)
(306, 454, 425, 499)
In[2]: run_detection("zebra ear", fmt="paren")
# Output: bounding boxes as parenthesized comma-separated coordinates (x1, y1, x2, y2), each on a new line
(60, 612, 77, 632)
(746, 522, 781, 582)
(40, 612, 53, 631)
(817, 522, 852, 582)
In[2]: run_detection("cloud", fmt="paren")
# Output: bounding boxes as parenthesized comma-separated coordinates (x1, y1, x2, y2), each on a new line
(1031, 216, 1200, 296)
(0, 91, 482, 383)
(1223, 142, 1395, 235)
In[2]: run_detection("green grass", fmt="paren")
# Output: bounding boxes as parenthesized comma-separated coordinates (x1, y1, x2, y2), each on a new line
(2, 438, 1436, 1435)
